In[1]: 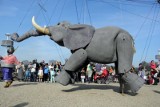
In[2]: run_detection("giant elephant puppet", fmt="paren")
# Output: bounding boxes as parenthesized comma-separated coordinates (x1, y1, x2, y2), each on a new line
(10, 16, 144, 94)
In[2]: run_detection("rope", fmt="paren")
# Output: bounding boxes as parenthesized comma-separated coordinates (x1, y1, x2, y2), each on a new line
(78, 0, 85, 24)
(46, 0, 68, 63)
(139, 4, 158, 62)
(89, 0, 156, 6)
(75, 0, 80, 24)
(118, 0, 124, 26)
(86, 0, 93, 25)
(16, 0, 36, 32)
(47, 0, 61, 26)
(83, 0, 86, 24)
(57, 0, 68, 22)
(134, 4, 155, 40)
(144, 3, 160, 61)
(90, 0, 160, 23)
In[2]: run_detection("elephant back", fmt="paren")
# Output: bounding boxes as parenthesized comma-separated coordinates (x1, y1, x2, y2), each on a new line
(63, 24, 95, 50)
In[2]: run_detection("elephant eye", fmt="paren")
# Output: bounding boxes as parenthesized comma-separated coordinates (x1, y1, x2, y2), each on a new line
(57, 22, 60, 25)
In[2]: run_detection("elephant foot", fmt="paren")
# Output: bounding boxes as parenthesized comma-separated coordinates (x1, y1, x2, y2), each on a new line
(55, 70, 74, 86)
(122, 72, 145, 93)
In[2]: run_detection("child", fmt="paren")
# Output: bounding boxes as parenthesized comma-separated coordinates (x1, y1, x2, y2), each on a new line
(38, 66, 43, 82)
(50, 68, 55, 83)
(81, 68, 86, 83)
(24, 68, 31, 82)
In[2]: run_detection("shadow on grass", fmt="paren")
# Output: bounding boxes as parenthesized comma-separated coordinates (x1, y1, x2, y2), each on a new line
(62, 83, 138, 96)
(12, 102, 29, 107)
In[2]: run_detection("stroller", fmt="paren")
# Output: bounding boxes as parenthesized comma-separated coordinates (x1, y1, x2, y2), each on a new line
(94, 67, 110, 84)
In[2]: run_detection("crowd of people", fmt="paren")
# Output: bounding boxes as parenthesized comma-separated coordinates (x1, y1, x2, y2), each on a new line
(137, 60, 160, 85)
(15, 59, 62, 83)
(10, 61, 118, 84)
(1, 51, 160, 86)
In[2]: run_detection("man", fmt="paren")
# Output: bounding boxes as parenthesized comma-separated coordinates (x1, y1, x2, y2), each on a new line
(0, 47, 19, 88)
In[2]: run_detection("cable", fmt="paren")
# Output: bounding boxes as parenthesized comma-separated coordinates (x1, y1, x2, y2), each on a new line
(134, 4, 155, 40)
(86, 0, 93, 25)
(118, 0, 124, 26)
(75, 0, 80, 24)
(89, 0, 160, 23)
(83, 0, 86, 24)
(16, 0, 36, 32)
(139, 4, 158, 62)
(144, 3, 159, 61)
(46, 0, 68, 63)
(32, 0, 65, 63)
(89, 0, 156, 7)
(125, 0, 156, 5)
(47, 0, 61, 26)
(57, 0, 68, 22)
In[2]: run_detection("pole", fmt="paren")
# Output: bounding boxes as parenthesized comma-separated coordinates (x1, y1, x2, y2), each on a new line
(5, 33, 10, 40)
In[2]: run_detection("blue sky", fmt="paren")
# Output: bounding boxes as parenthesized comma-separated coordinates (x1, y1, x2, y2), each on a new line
(0, 0, 160, 66)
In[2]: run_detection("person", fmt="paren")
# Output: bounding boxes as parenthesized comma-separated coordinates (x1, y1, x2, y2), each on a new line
(86, 63, 93, 83)
(54, 61, 61, 75)
(101, 65, 108, 84)
(38, 66, 43, 82)
(81, 68, 86, 83)
(50, 68, 56, 83)
(147, 74, 154, 85)
(156, 60, 160, 72)
(150, 60, 157, 72)
(24, 67, 31, 82)
(44, 63, 49, 82)
(95, 63, 102, 72)
(33, 59, 40, 82)
(39, 60, 45, 82)
(16, 62, 25, 81)
(139, 66, 146, 80)
(0, 47, 19, 88)
(141, 67, 146, 80)
(30, 63, 36, 82)
(49, 63, 54, 81)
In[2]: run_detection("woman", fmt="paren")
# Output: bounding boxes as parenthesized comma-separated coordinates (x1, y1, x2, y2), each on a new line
(0, 47, 19, 88)
(150, 60, 157, 71)
(86, 63, 93, 83)
(16, 62, 25, 81)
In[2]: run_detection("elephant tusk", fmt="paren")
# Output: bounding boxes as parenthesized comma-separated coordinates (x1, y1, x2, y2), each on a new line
(32, 16, 50, 35)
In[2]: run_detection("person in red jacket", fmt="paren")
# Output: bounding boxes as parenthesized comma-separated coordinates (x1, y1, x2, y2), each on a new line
(0, 47, 19, 88)
(150, 60, 157, 71)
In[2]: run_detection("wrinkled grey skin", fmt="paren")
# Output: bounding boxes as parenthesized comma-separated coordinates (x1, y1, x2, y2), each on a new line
(10, 21, 144, 93)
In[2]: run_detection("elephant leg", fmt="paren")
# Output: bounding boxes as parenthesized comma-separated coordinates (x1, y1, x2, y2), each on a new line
(116, 33, 133, 94)
(116, 33, 144, 93)
(116, 32, 134, 74)
(55, 49, 87, 86)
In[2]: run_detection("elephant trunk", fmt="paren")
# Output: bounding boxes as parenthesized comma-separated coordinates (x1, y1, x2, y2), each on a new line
(32, 16, 50, 35)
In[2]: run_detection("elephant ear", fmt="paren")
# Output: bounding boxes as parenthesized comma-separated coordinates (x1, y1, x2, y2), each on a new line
(63, 24, 95, 50)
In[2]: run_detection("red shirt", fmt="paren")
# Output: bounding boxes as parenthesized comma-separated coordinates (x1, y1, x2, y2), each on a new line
(2, 54, 19, 65)
(150, 62, 156, 69)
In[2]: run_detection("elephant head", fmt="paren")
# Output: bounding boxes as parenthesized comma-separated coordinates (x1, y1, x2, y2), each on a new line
(32, 16, 95, 50)
(32, 16, 70, 46)
(11, 16, 95, 50)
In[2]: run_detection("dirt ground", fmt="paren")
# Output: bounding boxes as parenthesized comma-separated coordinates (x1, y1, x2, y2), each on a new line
(0, 81, 160, 107)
